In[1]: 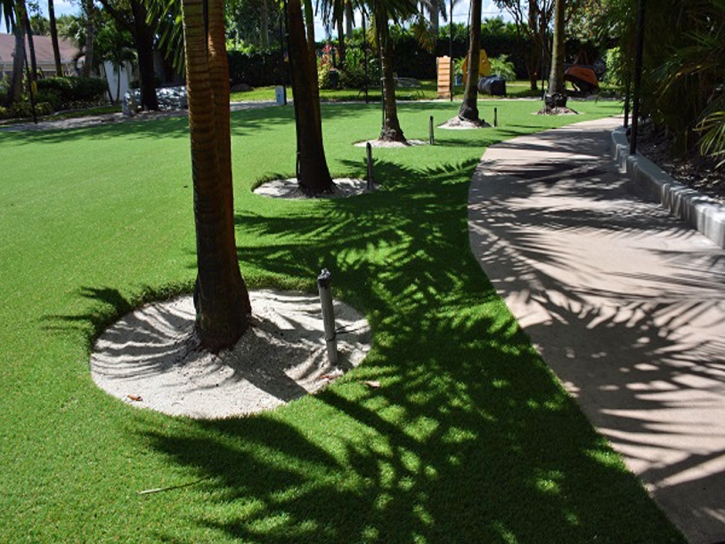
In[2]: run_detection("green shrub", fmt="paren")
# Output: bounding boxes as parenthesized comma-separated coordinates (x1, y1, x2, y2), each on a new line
(34, 88, 62, 111)
(36, 77, 107, 109)
(318, 51, 339, 90)
(0, 105, 8, 119)
(338, 48, 370, 89)
(4, 101, 53, 119)
(489, 55, 516, 81)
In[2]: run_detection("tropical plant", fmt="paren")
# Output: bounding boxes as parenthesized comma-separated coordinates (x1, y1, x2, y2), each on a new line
(668, 0, 725, 166)
(489, 54, 516, 80)
(363, 0, 418, 142)
(180, 0, 252, 350)
(96, 0, 159, 110)
(494, 0, 554, 91)
(545, 0, 567, 108)
(47, 0, 63, 75)
(458, 0, 482, 123)
(287, 0, 336, 193)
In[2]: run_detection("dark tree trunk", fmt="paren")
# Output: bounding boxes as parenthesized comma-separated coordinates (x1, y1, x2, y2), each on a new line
(287, 0, 336, 195)
(377, 11, 406, 142)
(131, 0, 159, 110)
(527, 0, 540, 91)
(10, 16, 25, 102)
(458, 0, 482, 123)
(22, 8, 38, 84)
(345, 2, 354, 39)
(336, 12, 346, 66)
(260, 0, 269, 48)
(48, 0, 63, 76)
(430, 0, 440, 35)
(82, 0, 94, 76)
(545, 0, 567, 108)
(182, 0, 251, 351)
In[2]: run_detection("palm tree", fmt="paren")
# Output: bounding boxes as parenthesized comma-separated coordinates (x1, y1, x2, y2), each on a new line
(181, 0, 252, 350)
(545, 0, 567, 108)
(48, 0, 63, 75)
(419, 0, 446, 35)
(287, 0, 336, 194)
(368, 0, 417, 142)
(458, 0, 482, 123)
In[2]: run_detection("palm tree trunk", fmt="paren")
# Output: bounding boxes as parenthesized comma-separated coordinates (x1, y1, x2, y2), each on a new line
(9, 15, 25, 102)
(336, 12, 346, 66)
(345, 1, 354, 39)
(82, 0, 94, 76)
(288, 0, 335, 194)
(527, 0, 540, 91)
(182, 0, 251, 351)
(22, 4, 38, 84)
(377, 10, 406, 142)
(430, 0, 439, 35)
(260, 0, 269, 48)
(48, 0, 63, 76)
(545, 0, 567, 108)
(458, 0, 481, 122)
(303, 0, 316, 59)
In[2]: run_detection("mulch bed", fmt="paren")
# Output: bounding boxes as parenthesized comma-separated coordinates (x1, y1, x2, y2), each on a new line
(634, 122, 725, 204)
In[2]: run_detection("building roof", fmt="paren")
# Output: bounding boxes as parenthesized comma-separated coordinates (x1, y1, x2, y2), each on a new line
(0, 33, 80, 67)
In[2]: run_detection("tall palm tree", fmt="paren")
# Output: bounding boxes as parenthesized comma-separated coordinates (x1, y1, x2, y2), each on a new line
(458, 0, 482, 123)
(287, 0, 336, 194)
(545, 0, 567, 108)
(48, 0, 63, 75)
(181, 0, 252, 350)
(368, 0, 417, 142)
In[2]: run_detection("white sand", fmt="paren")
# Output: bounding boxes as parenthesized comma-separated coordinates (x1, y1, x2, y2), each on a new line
(90, 290, 371, 419)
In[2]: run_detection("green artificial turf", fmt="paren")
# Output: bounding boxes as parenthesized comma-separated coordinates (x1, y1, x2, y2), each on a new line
(231, 79, 545, 103)
(0, 98, 684, 543)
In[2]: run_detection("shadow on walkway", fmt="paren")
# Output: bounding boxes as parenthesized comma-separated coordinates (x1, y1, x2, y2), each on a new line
(469, 117, 725, 544)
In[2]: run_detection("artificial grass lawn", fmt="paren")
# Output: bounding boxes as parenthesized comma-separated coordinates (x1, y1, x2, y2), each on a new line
(0, 99, 684, 543)
(231, 79, 543, 102)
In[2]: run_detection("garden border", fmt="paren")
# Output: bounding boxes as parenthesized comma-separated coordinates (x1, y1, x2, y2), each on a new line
(612, 126, 725, 249)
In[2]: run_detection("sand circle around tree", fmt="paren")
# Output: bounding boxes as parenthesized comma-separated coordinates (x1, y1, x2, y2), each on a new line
(90, 289, 372, 419)
(253, 178, 370, 199)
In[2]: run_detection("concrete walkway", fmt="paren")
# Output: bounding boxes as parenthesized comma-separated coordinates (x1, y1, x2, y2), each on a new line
(468, 117, 725, 544)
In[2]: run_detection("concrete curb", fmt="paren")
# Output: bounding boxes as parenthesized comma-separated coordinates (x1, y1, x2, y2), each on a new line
(612, 127, 725, 249)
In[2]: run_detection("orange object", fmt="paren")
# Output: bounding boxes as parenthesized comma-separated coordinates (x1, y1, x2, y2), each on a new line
(564, 65, 599, 95)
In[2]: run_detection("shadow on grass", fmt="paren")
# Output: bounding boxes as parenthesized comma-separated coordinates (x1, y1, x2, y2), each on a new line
(135, 155, 682, 543)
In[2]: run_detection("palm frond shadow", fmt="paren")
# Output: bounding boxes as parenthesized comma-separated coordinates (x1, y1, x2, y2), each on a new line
(134, 155, 682, 542)
(469, 132, 725, 531)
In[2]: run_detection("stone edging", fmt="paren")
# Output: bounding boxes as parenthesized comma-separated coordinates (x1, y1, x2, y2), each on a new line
(611, 126, 725, 249)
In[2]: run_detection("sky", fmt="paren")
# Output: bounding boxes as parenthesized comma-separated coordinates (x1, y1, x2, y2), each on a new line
(1, 0, 510, 41)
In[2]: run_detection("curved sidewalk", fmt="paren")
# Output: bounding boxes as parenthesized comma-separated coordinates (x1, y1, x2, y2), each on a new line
(468, 117, 725, 544)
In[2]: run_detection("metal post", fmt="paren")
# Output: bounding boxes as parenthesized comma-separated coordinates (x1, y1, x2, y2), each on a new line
(296, 151, 301, 184)
(317, 269, 338, 366)
(362, 9, 369, 104)
(366, 142, 374, 191)
(630, 0, 647, 155)
(278, 9, 287, 105)
(623, 69, 631, 128)
(494, 107, 498, 127)
(429, 116, 434, 145)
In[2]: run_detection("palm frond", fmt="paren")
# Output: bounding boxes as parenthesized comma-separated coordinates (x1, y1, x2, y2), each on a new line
(145, 0, 185, 73)
(1, 0, 16, 30)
